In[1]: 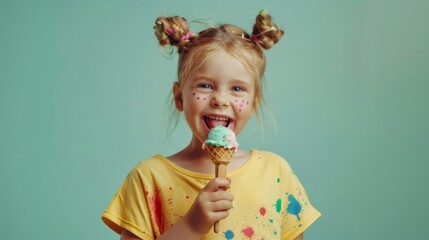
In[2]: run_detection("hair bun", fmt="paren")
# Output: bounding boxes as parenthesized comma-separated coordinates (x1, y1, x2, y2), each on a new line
(252, 11, 284, 49)
(154, 16, 193, 48)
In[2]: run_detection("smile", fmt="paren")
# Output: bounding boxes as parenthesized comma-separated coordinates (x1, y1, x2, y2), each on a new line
(204, 115, 231, 129)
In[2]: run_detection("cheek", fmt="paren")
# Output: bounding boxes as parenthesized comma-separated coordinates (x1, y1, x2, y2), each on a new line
(234, 98, 251, 113)
(192, 92, 207, 102)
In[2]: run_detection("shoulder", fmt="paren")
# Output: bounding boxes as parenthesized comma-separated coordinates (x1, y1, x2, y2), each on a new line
(126, 155, 169, 181)
(252, 150, 295, 173)
(254, 150, 291, 166)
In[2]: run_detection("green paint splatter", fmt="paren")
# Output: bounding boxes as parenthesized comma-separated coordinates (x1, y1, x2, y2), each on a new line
(269, 219, 274, 223)
(275, 198, 282, 213)
(276, 178, 280, 183)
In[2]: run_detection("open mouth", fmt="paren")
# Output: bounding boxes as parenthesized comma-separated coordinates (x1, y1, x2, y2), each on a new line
(204, 115, 231, 129)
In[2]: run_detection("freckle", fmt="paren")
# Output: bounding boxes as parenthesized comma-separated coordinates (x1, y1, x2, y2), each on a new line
(193, 93, 195, 95)
(203, 98, 206, 100)
(235, 99, 238, 102)
(247, 101, 249, 105)
(197, 97, 200, 100)
(186, 196, 189, 199)
(239, 109, 242, 112)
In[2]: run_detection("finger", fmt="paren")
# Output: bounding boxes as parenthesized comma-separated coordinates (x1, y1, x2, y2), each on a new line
(211, 209, 231, 221)
(226, 177, 232, 185)
(203, 178, 231, 192)
(211, 200, 234, 212)
(210, 191, 234, 202)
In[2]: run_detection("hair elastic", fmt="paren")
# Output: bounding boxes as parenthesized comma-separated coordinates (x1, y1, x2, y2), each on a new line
(251, 34, 259, 43)
(165, 27, 174, 34)
(181, 31, 193, 41)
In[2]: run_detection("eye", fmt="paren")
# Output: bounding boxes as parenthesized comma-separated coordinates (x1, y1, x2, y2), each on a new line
(197, 83, 213, 89)
(231, 86, 245, 92)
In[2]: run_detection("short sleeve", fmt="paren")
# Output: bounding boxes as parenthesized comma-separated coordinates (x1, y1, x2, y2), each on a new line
(101, 167, 155, 240)
(278, 157, 321, 239)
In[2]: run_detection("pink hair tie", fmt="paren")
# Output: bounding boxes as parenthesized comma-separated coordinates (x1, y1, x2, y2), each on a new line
(165, 27, 174, 34)
(251, 34, 259, 43)
(181, 31, 193, 41)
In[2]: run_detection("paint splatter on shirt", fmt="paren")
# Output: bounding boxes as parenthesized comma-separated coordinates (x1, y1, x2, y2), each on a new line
(102, 150, 321, 240)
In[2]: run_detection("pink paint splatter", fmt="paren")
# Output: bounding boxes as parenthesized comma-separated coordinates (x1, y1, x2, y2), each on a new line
(259, 207, 266, 216)
(241, 227, 254, 238)
(147, 188, 166, 233)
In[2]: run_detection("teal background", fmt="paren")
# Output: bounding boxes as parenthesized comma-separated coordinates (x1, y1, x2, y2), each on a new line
(1, 0, 428, 239)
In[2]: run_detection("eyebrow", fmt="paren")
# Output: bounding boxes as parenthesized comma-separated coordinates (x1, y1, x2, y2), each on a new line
(193, 75, 252, 85)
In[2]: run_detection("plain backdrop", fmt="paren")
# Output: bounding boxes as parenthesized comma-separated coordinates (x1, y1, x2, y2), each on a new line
(1, 0, 428, 239)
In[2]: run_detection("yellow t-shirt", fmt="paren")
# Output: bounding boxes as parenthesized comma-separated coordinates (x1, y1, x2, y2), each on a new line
(102, 150, 321, 239)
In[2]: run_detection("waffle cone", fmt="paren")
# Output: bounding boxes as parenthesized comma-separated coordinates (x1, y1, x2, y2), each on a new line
(206, 145, 235, 165)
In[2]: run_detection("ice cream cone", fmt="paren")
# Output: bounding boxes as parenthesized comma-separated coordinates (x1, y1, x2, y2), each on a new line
(202, 126, 238, 233)
(206, 145, 235, 165)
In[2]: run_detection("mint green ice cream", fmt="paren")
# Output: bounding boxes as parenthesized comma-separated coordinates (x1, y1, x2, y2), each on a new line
(203, 126, 239, 149)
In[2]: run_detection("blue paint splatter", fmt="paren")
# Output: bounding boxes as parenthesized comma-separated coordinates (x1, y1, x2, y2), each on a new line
(287, 194, 302, 220)
(224, 229, 234, 239)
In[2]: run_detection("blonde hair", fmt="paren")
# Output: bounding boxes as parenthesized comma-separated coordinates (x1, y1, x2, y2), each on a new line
(154, 11, 284, 135)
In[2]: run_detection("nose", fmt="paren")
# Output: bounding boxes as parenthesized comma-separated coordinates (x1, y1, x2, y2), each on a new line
(210, 90, 229, 109)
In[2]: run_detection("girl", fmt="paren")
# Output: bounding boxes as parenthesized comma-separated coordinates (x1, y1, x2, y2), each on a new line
(102, 11, 321, 240)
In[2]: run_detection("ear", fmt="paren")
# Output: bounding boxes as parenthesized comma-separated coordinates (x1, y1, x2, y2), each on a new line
(173, 82, 183, 111)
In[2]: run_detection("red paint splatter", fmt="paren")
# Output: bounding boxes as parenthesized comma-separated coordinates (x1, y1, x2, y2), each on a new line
(259, 207, 266, 216)
(147, 188, 166, 233)
(241, 227, 254, 238)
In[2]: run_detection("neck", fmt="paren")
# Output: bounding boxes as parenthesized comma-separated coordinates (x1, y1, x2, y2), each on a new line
(167, 135, 215, 174)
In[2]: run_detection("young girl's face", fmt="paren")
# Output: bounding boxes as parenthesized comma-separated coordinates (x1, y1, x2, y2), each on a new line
(174, 50, 255, 145)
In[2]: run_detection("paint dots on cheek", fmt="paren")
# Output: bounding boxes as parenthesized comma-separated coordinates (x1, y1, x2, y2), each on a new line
(192, 92, 206, 101)
(236, 99, 248, 112)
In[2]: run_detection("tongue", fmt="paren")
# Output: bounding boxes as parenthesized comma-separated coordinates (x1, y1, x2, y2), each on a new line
(205, 118, 228, 129)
